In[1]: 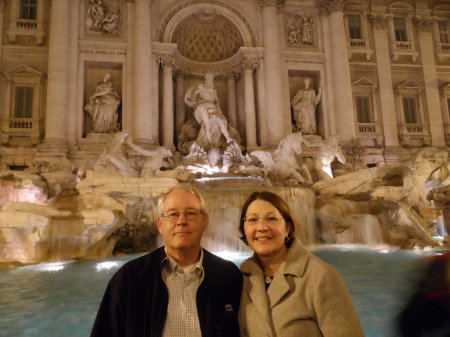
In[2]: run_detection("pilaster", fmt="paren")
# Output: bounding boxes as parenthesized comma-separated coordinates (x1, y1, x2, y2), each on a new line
(369, 12, 399, 147)
(318, 0, 355, 140)
(414, 16, 446, 146)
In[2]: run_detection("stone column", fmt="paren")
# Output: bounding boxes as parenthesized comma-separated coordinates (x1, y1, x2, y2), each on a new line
(174, 69, 186, 137)
(161, 55, 174, 147)
(319, 0, 355, 140)
(259, 0, 287, 146)
(415, 17, 446, 147)
(152, 54, 160, 143)
(133, 0, 153, 143)
(43, 0, 70, 146)
(369, 13, 399, 147)
(0, 2, 4, 68)
(243, 57, 258, 149)
(226, 72, 238, 128)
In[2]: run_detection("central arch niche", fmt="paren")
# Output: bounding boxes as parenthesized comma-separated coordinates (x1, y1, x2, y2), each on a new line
(172, 10, 244, 62)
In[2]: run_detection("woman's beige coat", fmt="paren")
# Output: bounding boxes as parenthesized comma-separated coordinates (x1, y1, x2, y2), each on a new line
(238, 238, 365, 337)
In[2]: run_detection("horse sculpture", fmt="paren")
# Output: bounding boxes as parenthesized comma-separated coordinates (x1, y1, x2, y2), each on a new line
(251, 132, 311, 185)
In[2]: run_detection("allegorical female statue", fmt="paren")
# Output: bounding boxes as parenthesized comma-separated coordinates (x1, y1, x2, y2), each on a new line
(85, 72, 121, 133)
(290, 77, 321, 135)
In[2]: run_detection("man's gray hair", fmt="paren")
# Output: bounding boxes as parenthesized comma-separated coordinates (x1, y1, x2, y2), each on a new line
(157, 184, 207, 214)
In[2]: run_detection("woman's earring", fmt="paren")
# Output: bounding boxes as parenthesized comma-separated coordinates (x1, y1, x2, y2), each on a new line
(284, 236, 290, 243)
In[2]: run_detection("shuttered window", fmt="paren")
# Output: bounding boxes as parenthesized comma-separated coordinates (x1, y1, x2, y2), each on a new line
(355, 95, 372, 123)
(14, 86, 33, 118)
(402, 97, 418, 124)
(19, 0, 37, 20)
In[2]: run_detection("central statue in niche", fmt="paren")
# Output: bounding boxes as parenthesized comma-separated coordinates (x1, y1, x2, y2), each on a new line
(184, 72, 233, 150)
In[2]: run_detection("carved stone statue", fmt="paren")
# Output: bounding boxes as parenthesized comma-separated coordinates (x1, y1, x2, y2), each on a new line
(184, 72, 233, 150)
(85, 72, 121, 133)
(304, 135, 346, 180)
(86, 0, 105, 31)
(94, 131, 138, 177)
(287, 14, 314, 46)
(291, 78, 321, 135)
(301, 17, 314, 45)
(86, 0, 121, 35)
(101, 8, 121, 35)
(251, 132, 312, 186)
(126, 137, 172, 177)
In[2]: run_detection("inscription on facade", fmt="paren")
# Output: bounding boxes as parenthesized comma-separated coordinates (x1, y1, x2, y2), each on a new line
(79, 49, 126, 56)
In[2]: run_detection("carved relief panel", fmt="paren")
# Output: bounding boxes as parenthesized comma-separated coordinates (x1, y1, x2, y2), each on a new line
(286, 12, 315, 47)
(84, 0, 124, 37)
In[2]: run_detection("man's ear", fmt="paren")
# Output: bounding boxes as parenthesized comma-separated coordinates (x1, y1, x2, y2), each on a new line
(202, 213, 209, 230)
(157, 216, 163, 233)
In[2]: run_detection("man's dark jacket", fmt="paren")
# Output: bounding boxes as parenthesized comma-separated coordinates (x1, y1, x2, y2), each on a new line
(90, 247, 243, 337)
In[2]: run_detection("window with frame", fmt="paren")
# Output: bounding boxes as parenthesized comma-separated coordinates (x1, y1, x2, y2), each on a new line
(394, 17, 408, 41)
(402, 96, 418, 123)
(355, 95, 372, 123)
(19, 0, 37, 20)
(438, 20, 450, 44)
(447, 98, 450, 117)
(14, 86, 33, 118)
(348, 14, 363, 39)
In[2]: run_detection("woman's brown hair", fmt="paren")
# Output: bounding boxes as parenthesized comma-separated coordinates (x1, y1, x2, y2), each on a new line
(239, 191, 295, 246)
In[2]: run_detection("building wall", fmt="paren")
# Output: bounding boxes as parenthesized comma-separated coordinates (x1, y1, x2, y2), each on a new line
(0, 0, 449, 169)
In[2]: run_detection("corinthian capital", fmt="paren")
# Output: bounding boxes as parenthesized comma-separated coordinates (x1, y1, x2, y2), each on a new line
(368, 13, 388, 30)
(242, 57, 260, 71)
(156, 53, 174, 68)
(317, 0, 344, 16)
(259, 0, 285, 10)
(413, 16, 434, 32)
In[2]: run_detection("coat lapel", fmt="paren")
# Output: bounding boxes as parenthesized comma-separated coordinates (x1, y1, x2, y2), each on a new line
(246, 274, 272, 326)
(267, 272, 290, 308)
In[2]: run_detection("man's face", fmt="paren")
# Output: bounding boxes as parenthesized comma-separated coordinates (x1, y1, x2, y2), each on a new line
(157, 189, 208, 253)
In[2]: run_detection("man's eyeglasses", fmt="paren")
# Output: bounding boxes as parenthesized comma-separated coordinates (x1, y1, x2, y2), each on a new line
(161, 209, 203, 223)
(243, 216, 284, 226)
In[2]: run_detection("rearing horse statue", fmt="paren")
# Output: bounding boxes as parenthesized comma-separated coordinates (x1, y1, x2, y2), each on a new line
(251, 132, 311, 185)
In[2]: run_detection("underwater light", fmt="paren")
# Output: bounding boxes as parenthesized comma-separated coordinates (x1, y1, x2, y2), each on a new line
(96, 261, 119, 271)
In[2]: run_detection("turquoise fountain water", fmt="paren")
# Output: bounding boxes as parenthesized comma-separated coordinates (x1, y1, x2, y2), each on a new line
(1, 246, 439, 337)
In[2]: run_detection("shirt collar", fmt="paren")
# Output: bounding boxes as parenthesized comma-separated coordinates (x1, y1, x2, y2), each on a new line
(163, 248, 204, 275)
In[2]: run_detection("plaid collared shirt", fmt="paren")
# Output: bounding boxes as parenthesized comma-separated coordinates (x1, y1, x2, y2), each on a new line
(162, 250, 205, 337)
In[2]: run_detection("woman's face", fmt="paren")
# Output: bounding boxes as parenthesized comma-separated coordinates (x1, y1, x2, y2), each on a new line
(244, 199, 289, 259)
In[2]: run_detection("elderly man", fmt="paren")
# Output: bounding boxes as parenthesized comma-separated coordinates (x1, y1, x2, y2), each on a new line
(90, 184, 242, 337)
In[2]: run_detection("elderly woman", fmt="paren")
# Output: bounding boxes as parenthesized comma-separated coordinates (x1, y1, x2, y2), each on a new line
(238, 191, 365, 337)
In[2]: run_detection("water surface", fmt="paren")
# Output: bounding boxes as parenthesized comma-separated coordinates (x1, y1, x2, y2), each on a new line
(0, 246, 439, 337)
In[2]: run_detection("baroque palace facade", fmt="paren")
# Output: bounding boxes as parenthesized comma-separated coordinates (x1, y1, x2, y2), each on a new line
(0, 0, 450, 169)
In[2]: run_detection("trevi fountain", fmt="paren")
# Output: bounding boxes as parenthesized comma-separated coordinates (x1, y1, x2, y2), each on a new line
(1, 1, 450, 336)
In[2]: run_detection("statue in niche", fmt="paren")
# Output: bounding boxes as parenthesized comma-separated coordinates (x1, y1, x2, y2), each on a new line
(290, 77, 321, 135)
(85, 72, 121, 134)
(86, 0, 121, 35)
(184, 72, 233, 150)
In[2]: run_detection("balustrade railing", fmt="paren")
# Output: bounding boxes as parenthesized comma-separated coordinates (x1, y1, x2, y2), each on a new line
(395, 41, 412, 50)
(16, 19, 37, 30)
(401, 123, 426, 134)
(350, 39, 366, 48)
(7, 118, 38, 130)
(356, 123, 379, 135)
(438, 43, 450, 53)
